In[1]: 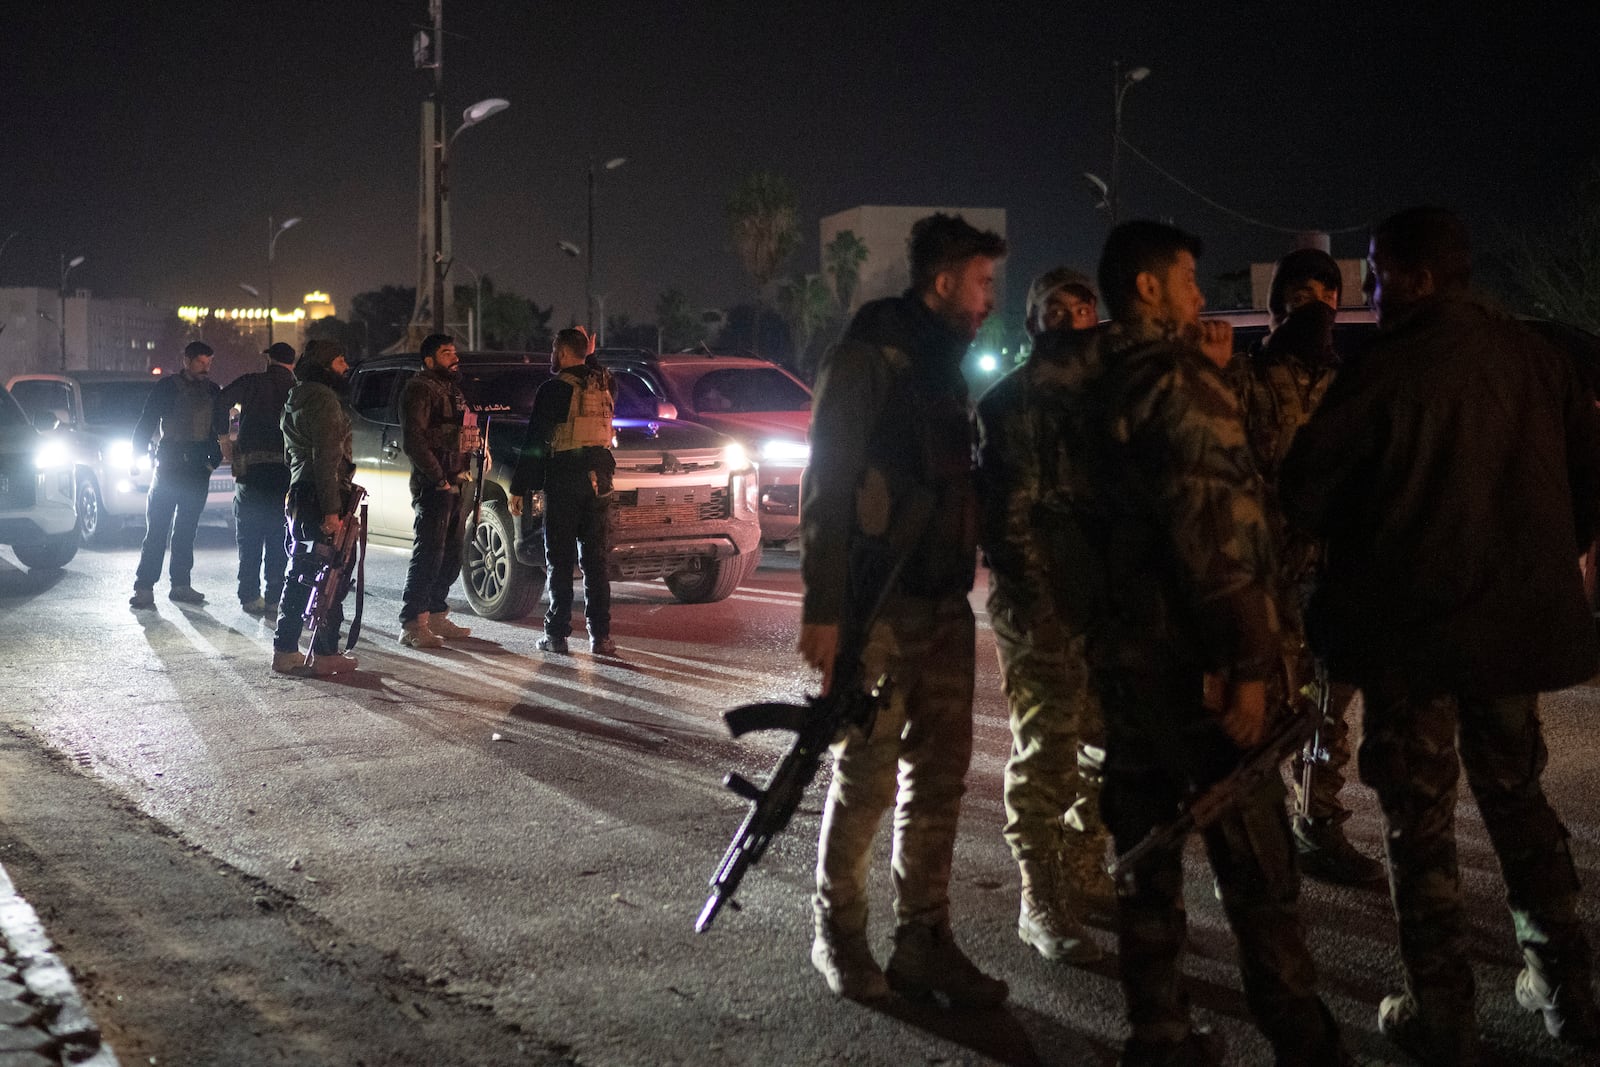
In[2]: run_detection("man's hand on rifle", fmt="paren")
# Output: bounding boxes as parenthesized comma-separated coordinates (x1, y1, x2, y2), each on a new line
(798, 622, 840, 696)
(1204, 672, 1267, 748)
(320, 513, 344, 539)
(508, 492, 525, 517)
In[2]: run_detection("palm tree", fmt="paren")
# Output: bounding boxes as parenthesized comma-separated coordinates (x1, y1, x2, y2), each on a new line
(727, 172, 800, 355)
(823, 230, 869, 314)
(776, 273, 837, 375)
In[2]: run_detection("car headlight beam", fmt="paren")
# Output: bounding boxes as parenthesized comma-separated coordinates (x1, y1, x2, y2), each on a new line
(759, 438, 810, 464)
(722, 442, 752, 472)
(35, 439, 72, 470)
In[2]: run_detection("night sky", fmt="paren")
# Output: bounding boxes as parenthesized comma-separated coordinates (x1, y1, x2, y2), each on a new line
(6, 2, 1597, 329)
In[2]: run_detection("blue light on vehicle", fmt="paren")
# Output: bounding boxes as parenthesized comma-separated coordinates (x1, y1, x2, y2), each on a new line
(759, 438, 810, 465)
(35, 439, 71, 470)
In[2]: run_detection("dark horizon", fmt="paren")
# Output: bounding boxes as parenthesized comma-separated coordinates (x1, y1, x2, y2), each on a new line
(6, 2, 1597, 330)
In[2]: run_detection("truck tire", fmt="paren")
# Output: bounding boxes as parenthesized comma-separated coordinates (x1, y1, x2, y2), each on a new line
(12, 534, 79, 571)
(76, 474, 115, 547)
(462, 501, 544, 621)
(665, 550, 755, 604)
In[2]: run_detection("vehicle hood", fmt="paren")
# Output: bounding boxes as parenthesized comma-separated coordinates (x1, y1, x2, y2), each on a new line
(613, 417, 731, 453)
(686, 411, 811, 442)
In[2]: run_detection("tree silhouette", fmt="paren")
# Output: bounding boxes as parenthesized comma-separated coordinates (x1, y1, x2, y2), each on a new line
(823, 229, 869, 314)
(727, 171, 800, 356)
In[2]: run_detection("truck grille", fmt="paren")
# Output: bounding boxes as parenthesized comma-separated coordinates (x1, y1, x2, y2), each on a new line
(613, 486, 729, 527)
(0, 459, 35, 509)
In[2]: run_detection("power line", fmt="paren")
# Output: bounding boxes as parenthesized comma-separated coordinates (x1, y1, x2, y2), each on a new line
(1119, 140, 1372, 237)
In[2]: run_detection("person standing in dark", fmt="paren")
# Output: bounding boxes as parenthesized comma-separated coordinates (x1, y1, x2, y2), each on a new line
(508, 327, 617, 655)
(798, 214, 1008, 1008)
(272, 340, 359, 676)
(1036, 221, 1344, 1064)
(1235, 249, 1384, 886)
(129, 340, 225, 609)
(1281, 206, 1600, 1064)
(221, 341, 296, 617)
(975, 266, 1110, 966)
(398, 334, 479, 648)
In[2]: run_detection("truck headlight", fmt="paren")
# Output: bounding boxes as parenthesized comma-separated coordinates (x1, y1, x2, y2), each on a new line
(759, 438, 810, 465)
(722, 442, 752, 472)
(35, 439, 71, 470)
(109, 439, 134, 466)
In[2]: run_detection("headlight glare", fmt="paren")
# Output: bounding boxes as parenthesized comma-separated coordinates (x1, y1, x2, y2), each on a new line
(759, 438, 810, 464)
(722, 442, 752, 471)
(35, 439, 71, 470)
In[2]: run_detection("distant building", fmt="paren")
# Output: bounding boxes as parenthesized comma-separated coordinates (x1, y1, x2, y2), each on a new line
(819, 206, 1008, 315)
(175, 290, 339, 347)
(0, 288, 174, 382)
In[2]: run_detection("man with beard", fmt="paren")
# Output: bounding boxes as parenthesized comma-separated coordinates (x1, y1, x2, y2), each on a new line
(398, 334, 478, 648)
(129, 340, 226, 608)
(272, 339, 359, 676)
(798, 213, 1008, 1008)
(1035, 221, 1344, 1064)
(1236, 249, 1384, 886)
(1282, 207, 1600, 1064)
(975, 266, 1110, 967)
(509, 327, 618, 655)
(221, 341, 297, 617)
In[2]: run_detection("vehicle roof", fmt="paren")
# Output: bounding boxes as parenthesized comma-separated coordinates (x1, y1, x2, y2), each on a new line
(593, 349, 788, 371)
(1201, 306, 1379, 327)
(8, 370, 159, 384)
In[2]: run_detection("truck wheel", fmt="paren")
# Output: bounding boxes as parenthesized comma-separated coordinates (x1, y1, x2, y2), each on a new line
(665, 551, 754, 604)
(12, 534, 79, 571)
(462, 501, 544, 620)
(76, 475, 113, 547)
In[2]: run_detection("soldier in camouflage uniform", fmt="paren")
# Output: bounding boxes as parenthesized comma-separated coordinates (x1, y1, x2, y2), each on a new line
(1036, 221, 1344, 1066)
(1236, 249, 1384, 886)
(975, 267, 1112, 966)
(799, 214, 1009, 1008)
(1282, 207, 1600, 1065)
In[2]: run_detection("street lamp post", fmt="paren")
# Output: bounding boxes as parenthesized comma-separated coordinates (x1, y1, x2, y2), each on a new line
(430, 97, 509, 337)
(266, 216, 301, 345)
(456, 261, 485, 349)
(58, 254, 85, 371)
(586, 157, 626, 339)
(1108, 62, 1151, 225)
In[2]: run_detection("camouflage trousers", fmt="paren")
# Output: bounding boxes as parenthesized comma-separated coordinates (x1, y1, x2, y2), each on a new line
(1358, 678, 1591, 1027)
(989, 592, 1105, 861)
(1099, 668, 1340, 1062)
(814, 594, 976, 932)
(1290, 678, 1359, 823)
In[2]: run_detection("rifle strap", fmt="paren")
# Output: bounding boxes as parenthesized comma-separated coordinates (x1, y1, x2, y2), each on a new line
(345, 504, 368, 651)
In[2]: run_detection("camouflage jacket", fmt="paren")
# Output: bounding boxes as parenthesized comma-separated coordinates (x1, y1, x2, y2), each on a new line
(1032, 321, 1280, 680)
(1235, 338, 1337, 593)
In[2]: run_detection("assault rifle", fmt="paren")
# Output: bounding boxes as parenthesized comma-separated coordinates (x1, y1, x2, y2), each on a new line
(469, 413, 489, 527)
(696, 492, 933, 933)
(301, 483, 368, 667)
(1106, 679, 1322, 889)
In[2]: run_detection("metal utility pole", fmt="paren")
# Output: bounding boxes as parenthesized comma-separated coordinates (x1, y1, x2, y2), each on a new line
(266, 215, 302, 345)
(58, 254, 85, 371)
(585, 157, 626, 337)
(1109, 61, 1151, 225)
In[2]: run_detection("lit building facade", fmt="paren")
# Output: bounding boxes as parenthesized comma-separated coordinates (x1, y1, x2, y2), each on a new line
(175, 290, 338, 347)
(0, 287, 174, 381)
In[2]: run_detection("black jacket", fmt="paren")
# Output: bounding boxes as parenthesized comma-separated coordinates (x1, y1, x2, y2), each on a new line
(220, 362, 294, 479)
(133, 370, 225, 471)
(400, 367, 472, 495)
(509, 364, 617, 498)
(1280, 295, 1600, 696)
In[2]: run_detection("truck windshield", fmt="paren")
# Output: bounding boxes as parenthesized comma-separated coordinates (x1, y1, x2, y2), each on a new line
(80, 380, 158, 425)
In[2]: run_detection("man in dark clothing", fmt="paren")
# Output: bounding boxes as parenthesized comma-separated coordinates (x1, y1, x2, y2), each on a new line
(221, 341, 296, 615)
(1281, 206, 1600, 1065)
(129, 340, 225, 608)
(797, 214, 1008, 1009)
(509, 327, 617, 655)
(273, 340, 359, 677)
(1235, 249, 1384, 886)
(398, 334, 478, 648)
(1035, 221, 1345, 1066)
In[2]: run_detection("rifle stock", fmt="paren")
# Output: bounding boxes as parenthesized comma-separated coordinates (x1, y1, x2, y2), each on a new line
(302, 483, 368, 665)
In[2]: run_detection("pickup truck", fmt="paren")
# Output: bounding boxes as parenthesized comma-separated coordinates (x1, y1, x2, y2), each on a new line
(0, 388, 77, 569)
(347, 352, 763, 621)
(6, 371, 235, 545)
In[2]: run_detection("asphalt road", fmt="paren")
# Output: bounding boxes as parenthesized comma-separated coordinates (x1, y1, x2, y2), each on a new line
(1, 526, 1597, 1066)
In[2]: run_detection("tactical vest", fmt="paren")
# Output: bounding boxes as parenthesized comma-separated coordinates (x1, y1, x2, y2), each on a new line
(550, 368, 615, 453)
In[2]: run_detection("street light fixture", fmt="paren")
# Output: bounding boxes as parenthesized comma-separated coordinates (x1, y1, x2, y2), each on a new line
(265, 216, 302, 345)
(58, 254, 86, 371)
(587, 156, 626, 342)
(456, 261, 486, 350)
(1109, 63, 1150, 225)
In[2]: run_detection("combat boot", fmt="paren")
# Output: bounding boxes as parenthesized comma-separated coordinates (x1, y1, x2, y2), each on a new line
(1017, 855, 1101, 963)
(400, 613, 446, 649)
(810, 911, 888, 1001)
(1293, 817, 1386, 885)
(885, 921, 1008, 1008)
(1515, 956, 1600, 1047)
(271, 650, 307, 675)
(1119, 1026, 1225, 1067)
(1378, 992, 1481, 1067)
(129, 586, 155, 609)
(430, 611, 472, 639)
(307, 651, 358, 676)
(168, 585, 206, 604)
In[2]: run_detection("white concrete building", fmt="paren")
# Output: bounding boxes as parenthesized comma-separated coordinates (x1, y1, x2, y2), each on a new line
(819, 206, 1008, 315)
(1, 288, 174, 382)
